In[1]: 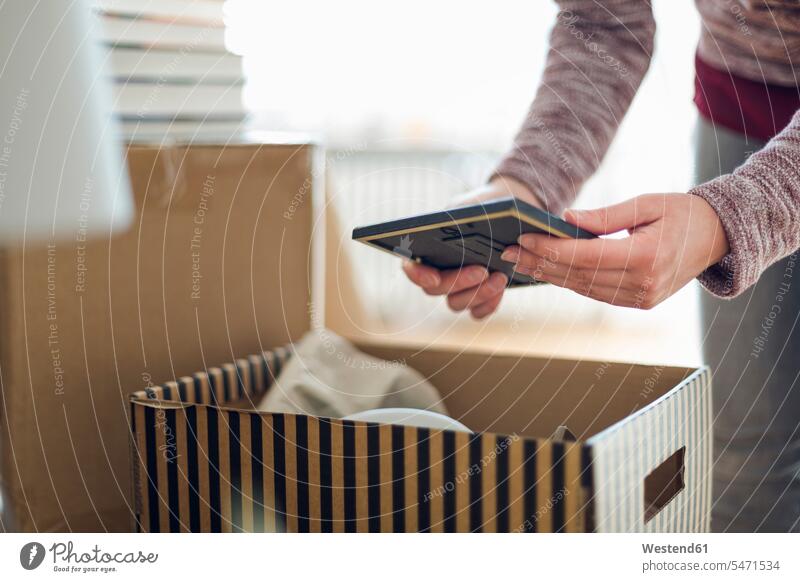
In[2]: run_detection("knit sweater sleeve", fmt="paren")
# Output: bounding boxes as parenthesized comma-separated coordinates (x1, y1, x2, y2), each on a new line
(691, 109, 800, 298)
(493, 0, 656, 214)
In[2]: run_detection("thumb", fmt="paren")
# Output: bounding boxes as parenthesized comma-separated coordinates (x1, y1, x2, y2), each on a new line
(563, 195, 664, 235)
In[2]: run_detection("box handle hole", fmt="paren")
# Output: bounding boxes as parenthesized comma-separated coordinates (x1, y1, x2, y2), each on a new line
(644, 446, 686, 523)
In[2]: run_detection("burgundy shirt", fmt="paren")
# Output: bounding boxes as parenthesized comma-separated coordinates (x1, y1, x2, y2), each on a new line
(694, 53, 800, 142)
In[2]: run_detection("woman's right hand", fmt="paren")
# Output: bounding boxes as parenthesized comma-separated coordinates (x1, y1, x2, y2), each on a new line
(402, 176, 544, 319)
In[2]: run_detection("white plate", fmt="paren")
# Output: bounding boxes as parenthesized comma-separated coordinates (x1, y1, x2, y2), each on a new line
(343, 408, 470, 432)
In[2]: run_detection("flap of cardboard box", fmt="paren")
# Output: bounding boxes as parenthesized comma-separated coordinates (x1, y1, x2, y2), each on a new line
(355, 342, 697, 441)
(124, 142, 317, 348)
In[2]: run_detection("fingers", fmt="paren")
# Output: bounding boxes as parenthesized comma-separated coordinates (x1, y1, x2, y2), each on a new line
(566, 283, 637, 306)
(402, 261, 441, 288)
(403, 261, 490, 295)
(403, 260, 506, 318)
(532, 267, 645, 307)
(526, 245, 665, 309)
(540, 270, 664, 309)
(426, 265, 489, 296)
(470, 292, 503, 319)
(563, 194, 665, 235)
(501, 229, 665, 308)
(446, 271, 508, 312)
(502, 245, 630, 289)
(512, 235, 638, 271)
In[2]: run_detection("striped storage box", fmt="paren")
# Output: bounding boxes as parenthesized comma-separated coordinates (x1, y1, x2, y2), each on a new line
(130, 345, 711, 533)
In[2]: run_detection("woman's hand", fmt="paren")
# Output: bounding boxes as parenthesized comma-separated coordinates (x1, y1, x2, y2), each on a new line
(500, 193, 729, 309)
(402, 176, 543, 319)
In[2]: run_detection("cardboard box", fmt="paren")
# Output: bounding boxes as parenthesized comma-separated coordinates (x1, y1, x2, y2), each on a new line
(0, 141, 318, 532)
(130, 345, 712, 532)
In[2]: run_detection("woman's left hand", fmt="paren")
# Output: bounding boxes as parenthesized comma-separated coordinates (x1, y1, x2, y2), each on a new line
(500, 193, 730, 309)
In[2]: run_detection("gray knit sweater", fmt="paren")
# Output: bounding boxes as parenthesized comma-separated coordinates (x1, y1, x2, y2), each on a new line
(494, 0, 800, 298)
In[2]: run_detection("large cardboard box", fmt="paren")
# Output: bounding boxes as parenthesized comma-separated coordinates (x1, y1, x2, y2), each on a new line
(0, 142, 318, 532)
(128, 176, 712, 532)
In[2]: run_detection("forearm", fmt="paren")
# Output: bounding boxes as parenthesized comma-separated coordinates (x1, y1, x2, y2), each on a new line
(691, 109, 800, 298)
(493, 0, 655, 214)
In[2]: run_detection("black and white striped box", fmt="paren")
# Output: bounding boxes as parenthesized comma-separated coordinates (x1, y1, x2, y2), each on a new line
(130, 344, 711, 533)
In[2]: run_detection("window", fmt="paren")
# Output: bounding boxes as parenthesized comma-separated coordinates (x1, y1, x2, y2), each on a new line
(228, 0, 702, 365)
